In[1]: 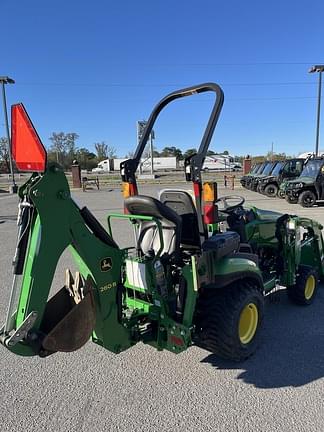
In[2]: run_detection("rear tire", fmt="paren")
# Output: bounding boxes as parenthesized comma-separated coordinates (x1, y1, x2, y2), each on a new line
(195, 281, 264, 361)
(298, 190, 317, 208)
(277, 190, 285, 199)
(287, 266, 318, 305)
(264, 183, 278, 197)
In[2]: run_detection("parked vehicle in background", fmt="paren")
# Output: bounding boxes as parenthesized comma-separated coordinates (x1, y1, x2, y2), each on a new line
(202, 154, 241, 171)
(242, 162, 267, 189)
(285, 157, 324, 207)
(257, 158, 305, 197)
(240, 163, 260, 187)
(249, 161, 278, 191)
(92, 157, 177, 173)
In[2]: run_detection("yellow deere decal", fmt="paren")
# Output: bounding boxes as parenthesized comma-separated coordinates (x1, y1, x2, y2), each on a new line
(100, 257, 113, 272)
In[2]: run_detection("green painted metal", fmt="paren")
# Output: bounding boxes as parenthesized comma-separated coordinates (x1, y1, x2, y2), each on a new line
(2, 161, 324, 360)
(212, 256, 263, 284)
(7, 163, 131, 356)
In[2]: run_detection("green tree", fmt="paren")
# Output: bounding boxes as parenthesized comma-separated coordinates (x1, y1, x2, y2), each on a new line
(75, 148, 97, 171)
(183, 148, 197, 159)
(207, 150, 216, 156)
(160, 146, 183, 159)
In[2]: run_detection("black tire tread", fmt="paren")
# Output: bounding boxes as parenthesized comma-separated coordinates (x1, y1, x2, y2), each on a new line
(195, 281, 264, 361)
(298, 190, 317, 208)
(264, 183, 278, 197)
(287, 265, 318, 305)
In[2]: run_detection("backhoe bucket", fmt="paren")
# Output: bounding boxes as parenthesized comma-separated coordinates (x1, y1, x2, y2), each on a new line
(39, 290, 95, 356)
(35, 274, 96, 356)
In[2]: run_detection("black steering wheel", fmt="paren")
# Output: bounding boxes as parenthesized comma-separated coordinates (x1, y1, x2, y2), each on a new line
(214, 195, 245, 213)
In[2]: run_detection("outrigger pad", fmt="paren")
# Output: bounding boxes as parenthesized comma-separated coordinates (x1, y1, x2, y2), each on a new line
(39, 278, 96, 354)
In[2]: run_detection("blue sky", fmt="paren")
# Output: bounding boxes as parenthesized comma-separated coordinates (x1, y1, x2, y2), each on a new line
(1, 0, 324, 157)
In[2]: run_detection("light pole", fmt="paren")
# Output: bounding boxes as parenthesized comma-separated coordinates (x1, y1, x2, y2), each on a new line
(309, 65, 324, 156)
(0, 76, 17, 193)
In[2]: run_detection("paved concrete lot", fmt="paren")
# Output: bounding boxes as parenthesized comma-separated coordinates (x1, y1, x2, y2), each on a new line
(0, 183, 324, 432)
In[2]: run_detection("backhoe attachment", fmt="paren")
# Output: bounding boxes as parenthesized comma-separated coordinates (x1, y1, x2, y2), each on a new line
(0, 104, 131, 357)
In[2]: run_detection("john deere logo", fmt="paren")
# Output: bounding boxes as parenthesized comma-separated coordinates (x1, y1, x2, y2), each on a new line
(100, 257, 113, 272)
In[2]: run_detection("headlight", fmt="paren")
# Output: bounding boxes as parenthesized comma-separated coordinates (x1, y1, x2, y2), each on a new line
(287, 219, 296, 231)
(294, 182, 304, 188)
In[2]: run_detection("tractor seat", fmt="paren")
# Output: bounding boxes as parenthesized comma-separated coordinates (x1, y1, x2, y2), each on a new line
(124, 195, 182, 259)
(159, 189, 201, 249)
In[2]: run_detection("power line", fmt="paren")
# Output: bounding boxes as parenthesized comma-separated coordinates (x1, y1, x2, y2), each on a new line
(15, 81, 317, 88)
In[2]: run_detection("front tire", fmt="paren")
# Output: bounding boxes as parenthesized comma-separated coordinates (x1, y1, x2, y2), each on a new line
(287, 266, 318, 305)
(298, 190, 317, 208)
(264, 183, 278, 197)
(195, 281, 264, 361)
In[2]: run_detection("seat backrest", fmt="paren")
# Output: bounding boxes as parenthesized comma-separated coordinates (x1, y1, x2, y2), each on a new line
(159, 189, 201, 248)
(124, 195, 182, 258)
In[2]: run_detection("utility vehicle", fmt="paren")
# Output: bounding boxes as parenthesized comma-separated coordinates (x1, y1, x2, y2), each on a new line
(242, 162, 269, 190)
(249, 161, 278, 192)
(1, 83, 323, 363)
(285, 157, 324, 207)
(257, 158, 305, 198)
(240, 163, 261, 188)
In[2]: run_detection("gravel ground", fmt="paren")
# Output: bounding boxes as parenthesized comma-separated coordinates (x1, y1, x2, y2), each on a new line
(0, 183, 324, 432)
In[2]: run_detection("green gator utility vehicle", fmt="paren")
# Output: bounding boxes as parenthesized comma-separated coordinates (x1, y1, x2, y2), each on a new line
(257, 158, 305, 198)
(285, 157, 324, 207)
(240, 163, 261, 188)
(1, 83, 323, 362)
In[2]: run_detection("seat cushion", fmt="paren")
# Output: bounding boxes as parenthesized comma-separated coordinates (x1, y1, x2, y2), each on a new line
(124, 195, 182, 258)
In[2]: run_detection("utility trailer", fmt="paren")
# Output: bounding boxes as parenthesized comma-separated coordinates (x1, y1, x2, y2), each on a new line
(1, 83, 324, 362)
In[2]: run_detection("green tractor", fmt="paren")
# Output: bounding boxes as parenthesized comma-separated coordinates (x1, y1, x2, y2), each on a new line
(1, 83, 324, 362)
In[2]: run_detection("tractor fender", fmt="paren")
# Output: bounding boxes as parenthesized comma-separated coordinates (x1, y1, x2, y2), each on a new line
(207, 256, 264, 291)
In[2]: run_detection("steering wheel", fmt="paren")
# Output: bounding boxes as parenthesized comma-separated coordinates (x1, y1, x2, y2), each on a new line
(214, 195, 245, 212)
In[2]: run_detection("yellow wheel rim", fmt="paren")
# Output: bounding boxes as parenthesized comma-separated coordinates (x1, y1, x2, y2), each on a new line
(239, 303, 258, 344)
(305, 275, 316, 300)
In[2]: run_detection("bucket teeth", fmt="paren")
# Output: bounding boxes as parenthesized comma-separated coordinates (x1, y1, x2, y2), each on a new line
(65, 269, 86, 304)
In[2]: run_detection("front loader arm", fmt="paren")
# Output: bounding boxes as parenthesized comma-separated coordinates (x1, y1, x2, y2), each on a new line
(1, 163, 131, 357)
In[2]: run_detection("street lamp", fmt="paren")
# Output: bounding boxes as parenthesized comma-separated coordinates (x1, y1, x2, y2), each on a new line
(309, 65, 324, 156)
(0, 76, 17, 193)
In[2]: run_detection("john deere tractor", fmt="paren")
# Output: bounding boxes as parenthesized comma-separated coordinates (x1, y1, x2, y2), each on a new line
(1, 83, 324, 362)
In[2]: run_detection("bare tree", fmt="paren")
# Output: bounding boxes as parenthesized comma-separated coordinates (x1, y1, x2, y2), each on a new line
(94, 141, 116, 161)
(48, 132, 79, 168)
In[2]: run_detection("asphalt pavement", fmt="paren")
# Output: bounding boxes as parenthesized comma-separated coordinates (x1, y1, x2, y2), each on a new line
(0, 183, 324, 432)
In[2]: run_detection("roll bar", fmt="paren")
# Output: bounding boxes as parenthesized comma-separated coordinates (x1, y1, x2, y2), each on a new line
(120, 82, 224, 184)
